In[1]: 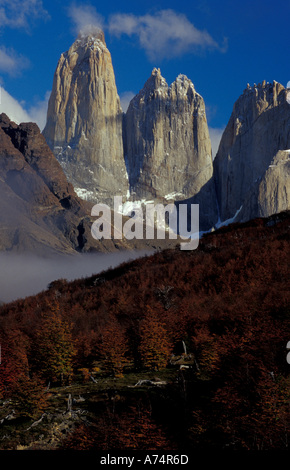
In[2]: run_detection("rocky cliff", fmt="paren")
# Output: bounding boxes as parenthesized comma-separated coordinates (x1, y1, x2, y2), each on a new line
(42, 29, 290, 234)
(124, 68, 218, 230)
(214, 80, 290, 224)
(43, 32, 219, 231)
(43, 28, 129, 205)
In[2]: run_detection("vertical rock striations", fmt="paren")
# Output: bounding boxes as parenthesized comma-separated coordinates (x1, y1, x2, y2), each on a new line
(42, 28, 290, 234)
(214, 81, 290, 224)
(43, 28, 129, 205)
(124, 68, 218, 229)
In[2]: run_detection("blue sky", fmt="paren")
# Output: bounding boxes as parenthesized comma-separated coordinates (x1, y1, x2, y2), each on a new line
(0, 0, 289, 155)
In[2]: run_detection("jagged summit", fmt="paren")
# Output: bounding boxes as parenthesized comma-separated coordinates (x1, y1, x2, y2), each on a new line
(244, 79, 285, 94)
(73, 28, 106, 52)
(61, 29, 107, 66)
(146, 67, 168, 89)
(239, 80, 286, 113)
(174, 73, 196, 89)
(149, 67, 166, 82)
(129, 68, 168, 106)
(135, 68, 196, 99)
(77, 26, 105, 42)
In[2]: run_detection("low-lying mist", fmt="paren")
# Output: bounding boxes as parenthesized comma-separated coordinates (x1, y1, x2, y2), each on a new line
(0, 249, 153, 304)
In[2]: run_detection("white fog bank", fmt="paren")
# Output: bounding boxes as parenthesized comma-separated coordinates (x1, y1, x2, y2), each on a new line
(0, 250, 153, 304)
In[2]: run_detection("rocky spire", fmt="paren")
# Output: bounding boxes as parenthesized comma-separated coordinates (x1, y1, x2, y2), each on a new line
(43, 29, 129, 205)
(214, 81, 290, 224)
(124, 68, 218, 230)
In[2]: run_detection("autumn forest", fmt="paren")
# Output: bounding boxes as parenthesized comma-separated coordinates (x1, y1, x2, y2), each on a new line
(0, 211, 289, 451)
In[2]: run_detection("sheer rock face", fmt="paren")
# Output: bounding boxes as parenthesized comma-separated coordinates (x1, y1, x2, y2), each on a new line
(124, 68, 218, 230)
(43, 29, 129, 205)
(42, 27, 290, 234)
(214, 81, 290, 223)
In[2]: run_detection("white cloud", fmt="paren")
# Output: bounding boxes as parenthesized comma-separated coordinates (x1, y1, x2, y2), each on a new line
(209, 127, 225, 159)
(67, 3, 104, 36)
(108, 9, 225, 61)
(66, 6, 226, 60)
(0, 87, 30, 123)
(119, 91, 135, 112)
(0, 1, 48, 77)
(27, 91, 50, 131)
(0, 0, 49, 30)
(0, 46, 30, 76)
(0, 86, 49, 130)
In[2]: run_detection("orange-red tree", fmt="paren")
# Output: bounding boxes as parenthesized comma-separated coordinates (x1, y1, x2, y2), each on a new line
(0, 329, 29, 398)
(11, 374, 48, 419)
(32, 302, 75, 385)
(138, 307, 172, 371)
(99, 317, 128, 377)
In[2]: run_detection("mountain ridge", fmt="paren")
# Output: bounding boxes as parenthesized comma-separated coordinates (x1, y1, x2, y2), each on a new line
(1, 30, 289, 256)
(43, 32, 219, 233)
(43, 30, 290, 235)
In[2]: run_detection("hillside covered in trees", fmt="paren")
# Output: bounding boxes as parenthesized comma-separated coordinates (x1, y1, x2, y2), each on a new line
(0, 211, 289, 451)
